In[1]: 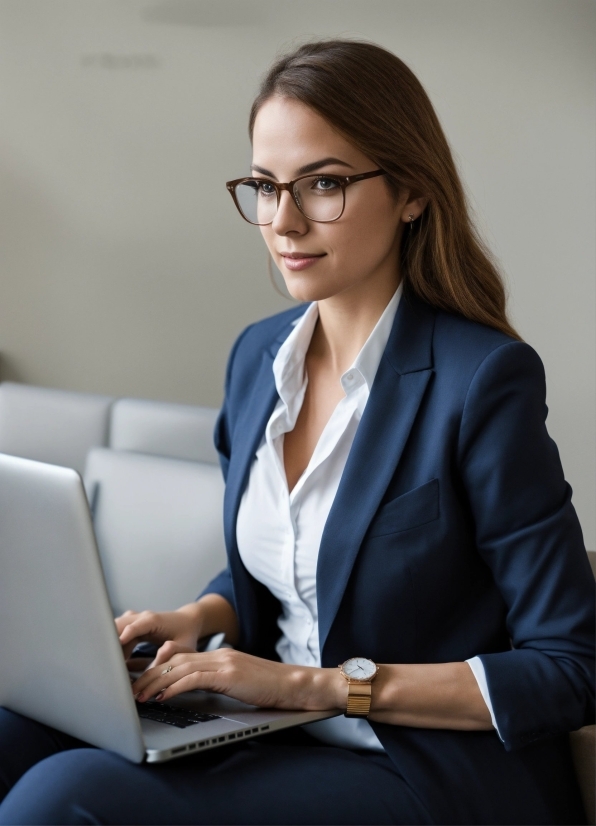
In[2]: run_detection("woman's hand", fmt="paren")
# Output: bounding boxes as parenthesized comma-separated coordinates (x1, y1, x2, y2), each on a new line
(116, 609, 202, 662)
(130, 643, 494, 730)
(131, 642, 346, 712)
(116, 593, 240, 664)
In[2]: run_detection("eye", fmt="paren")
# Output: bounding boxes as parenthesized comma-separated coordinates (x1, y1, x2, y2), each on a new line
(312, 176, 340, 193)
(256, 180, 277, 197)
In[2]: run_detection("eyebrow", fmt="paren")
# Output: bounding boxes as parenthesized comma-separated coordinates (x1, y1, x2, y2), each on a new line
(250, 157, 354, 179)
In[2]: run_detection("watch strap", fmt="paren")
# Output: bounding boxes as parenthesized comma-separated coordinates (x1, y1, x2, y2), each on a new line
(345, 681, 372, 717)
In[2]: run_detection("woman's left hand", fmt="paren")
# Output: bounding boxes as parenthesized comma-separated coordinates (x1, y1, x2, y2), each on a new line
(131, 641, 345, 711)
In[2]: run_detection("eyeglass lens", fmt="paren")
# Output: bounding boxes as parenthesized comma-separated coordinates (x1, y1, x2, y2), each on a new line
(234, 176, 344, 224)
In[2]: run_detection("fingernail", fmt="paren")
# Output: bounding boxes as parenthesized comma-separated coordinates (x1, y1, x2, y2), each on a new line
(136, 694, 144, 702)
(133, 692, 140, 699)
(155, 691, 165, 702)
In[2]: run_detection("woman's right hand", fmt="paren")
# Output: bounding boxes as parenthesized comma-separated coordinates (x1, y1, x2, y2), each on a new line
(116, 606, 203, 662)
(115, 593, 240, 665)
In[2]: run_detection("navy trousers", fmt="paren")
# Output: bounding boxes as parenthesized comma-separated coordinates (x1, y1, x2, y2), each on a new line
(0, 709, 433, 825)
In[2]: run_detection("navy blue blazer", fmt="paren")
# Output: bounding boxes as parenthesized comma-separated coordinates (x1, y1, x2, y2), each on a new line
(202, 294, 595, 824)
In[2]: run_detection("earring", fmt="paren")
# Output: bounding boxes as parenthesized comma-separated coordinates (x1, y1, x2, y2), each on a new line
(408, 213, 415, 232)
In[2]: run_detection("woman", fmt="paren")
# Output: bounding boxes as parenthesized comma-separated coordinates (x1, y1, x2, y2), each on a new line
(0, 39, 593, 826)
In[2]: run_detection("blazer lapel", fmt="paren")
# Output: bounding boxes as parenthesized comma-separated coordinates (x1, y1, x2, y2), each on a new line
(317, 296, 436, 655)
(223, 351, 276, 556)
(222, 310, 306, 647)
(223, 315, 307, 553)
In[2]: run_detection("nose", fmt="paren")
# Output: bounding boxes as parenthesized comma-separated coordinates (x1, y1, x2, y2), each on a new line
(271, 189, 309, 236)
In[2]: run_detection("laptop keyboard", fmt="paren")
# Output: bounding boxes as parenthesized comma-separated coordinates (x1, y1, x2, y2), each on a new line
(136, 701, 221, 729)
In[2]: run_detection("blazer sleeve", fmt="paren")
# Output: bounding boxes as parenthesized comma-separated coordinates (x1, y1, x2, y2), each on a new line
(195, 324, 254, 608)
(457, 340, 595, 751)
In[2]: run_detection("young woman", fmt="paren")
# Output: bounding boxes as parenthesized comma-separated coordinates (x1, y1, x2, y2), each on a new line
(0, 39, 593, 826)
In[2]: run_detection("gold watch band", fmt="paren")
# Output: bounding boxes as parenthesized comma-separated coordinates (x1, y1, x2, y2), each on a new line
(345, 681, 372, 717)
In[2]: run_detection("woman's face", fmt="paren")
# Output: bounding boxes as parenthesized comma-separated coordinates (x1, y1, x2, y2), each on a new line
(251, 95, 413, 305)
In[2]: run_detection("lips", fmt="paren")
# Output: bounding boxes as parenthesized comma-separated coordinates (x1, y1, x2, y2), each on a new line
(280, 253, 325, 259)
(280, 252, 325, 271)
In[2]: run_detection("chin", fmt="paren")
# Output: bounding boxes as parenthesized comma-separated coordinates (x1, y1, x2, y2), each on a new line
(281, 271, 344, 304)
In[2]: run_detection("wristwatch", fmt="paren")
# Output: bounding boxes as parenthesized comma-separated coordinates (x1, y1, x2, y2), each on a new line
(338, 657, 379, 717)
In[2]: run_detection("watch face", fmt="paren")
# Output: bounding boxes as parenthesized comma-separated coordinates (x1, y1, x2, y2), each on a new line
(343, 657, 376, 681)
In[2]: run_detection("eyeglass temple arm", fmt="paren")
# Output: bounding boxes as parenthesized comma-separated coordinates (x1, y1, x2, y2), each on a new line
(343, 169, 386, 185)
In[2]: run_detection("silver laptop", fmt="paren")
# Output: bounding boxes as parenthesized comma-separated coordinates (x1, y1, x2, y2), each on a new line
(0, 453, 338, 763)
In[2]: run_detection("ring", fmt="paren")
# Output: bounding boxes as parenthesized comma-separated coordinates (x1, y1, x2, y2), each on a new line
(161, 665, 173, 675)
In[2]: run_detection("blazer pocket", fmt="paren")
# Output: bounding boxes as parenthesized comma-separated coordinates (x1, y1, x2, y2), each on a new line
(367, 478, 439, 538)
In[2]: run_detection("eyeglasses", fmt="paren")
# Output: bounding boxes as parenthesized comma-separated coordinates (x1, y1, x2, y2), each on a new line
(225, 169, 386, 225)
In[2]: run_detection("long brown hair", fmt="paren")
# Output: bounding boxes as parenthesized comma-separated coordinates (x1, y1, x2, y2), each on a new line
(249, 39, 520, 340)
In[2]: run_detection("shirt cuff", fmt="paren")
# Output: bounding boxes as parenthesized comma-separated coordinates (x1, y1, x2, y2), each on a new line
(466, 656, 504, 742)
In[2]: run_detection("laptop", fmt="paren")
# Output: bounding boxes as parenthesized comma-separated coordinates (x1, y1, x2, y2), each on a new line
(0, 453, 338, 763)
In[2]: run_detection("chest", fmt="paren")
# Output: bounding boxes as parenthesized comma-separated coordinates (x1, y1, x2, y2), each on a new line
(236, 397, 362, 602)
(283, 355, 347, 492)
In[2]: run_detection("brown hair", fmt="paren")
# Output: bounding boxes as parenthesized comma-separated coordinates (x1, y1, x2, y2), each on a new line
(249, 39, 520, 340)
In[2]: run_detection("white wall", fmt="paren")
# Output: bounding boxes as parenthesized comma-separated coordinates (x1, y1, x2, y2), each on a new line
(0, 0, 594, 545)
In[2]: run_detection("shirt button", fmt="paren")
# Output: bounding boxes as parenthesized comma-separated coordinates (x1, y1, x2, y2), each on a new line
(346, 372, 354, 381)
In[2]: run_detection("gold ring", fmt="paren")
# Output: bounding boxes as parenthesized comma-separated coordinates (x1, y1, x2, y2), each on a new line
(161, 665, 173, 675)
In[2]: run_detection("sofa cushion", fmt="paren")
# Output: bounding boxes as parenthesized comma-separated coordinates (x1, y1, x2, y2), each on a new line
(109, 398, 219, 464)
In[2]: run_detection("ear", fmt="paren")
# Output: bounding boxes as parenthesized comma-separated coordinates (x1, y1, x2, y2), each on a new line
(401, 194, 429, 223)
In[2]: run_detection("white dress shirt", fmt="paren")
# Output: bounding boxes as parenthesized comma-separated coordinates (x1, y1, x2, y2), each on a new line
(236, 285, 501, 751)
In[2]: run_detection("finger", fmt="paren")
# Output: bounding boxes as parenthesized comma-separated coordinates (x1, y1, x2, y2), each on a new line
(148, 648, 235, 680)
(118, 615, 160, 646)
(133, 655, 207, 700)
(114, 611, 138, 635)
(118, 620, 144, 645)
(132, 650, 224, 697)
(142, 667, 220, 704)
(151, 641, 196, 669)
(131, 659, 178, 697)
(154, 672, 216, 702)
(133, 661, 187, 701)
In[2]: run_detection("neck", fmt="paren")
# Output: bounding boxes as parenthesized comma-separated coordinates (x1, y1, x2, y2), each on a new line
(310, 274, 400, 375)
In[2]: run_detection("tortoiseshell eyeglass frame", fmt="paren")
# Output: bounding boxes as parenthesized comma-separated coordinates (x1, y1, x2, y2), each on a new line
(225, 169, 387, 225)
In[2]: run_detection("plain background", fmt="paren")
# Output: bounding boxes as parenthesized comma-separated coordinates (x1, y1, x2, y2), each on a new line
(0, 0, 594, 547)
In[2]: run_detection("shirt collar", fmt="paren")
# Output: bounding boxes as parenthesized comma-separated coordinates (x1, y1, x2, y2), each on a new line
(345, 283, 402, 393)
(272, 301, 319, 406)
(272, 283, 402, 402)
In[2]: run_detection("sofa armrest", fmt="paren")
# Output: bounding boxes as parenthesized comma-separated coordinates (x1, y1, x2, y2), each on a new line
(570, 725, 595, 825)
